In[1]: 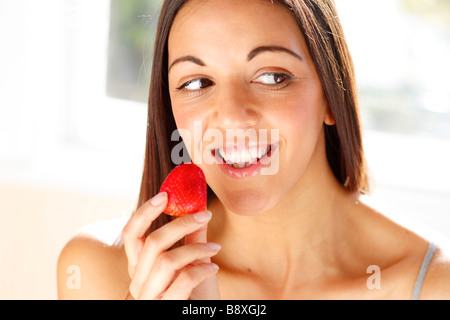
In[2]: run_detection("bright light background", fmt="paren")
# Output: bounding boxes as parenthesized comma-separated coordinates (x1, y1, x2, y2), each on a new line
(0, 0, 448, 299)
(335, 0, 450, 234)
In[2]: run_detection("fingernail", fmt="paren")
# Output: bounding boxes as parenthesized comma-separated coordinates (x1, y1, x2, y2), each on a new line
(207, 263, 219, 271)
(150, 192, 167, 207)
(193, 210, 212, 223)
(206, 243, 221, 251)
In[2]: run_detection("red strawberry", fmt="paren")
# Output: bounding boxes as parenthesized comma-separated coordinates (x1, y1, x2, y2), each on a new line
(159, 163, 207, 216)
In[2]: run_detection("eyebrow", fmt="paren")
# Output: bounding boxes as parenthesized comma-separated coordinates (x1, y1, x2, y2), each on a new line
(168, 45, 303, 72)
(247, 45, 303, 61)
(168, 55, 205, 72)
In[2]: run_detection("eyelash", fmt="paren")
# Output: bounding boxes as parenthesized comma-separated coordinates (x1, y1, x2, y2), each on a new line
(175, 72, 293, 95)
(176, 78, 214, 92)
(252, 72, 293, 90)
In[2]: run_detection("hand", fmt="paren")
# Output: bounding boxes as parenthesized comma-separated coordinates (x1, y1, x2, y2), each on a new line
(122, 192, 221, 300)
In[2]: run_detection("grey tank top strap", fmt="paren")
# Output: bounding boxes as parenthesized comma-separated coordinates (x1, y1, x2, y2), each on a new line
(412, 242, 437, 300)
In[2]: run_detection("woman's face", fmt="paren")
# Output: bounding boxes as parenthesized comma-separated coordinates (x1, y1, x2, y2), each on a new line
(168, 0, 333, 215)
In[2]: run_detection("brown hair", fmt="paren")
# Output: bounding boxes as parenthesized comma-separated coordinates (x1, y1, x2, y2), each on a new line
(137, 0, 369, 234)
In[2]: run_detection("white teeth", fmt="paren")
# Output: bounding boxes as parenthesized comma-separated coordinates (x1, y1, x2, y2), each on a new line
(219, 147, 256, 164)
(250, 148, 258, 159)
(218, 145, 271, 168)
(231, 162, 252, 169)
(257, 146, 270, 159)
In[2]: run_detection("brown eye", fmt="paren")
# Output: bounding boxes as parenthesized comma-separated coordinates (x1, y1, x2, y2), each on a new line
(254, 73, 290, 85)
(178, 78, 214, 91)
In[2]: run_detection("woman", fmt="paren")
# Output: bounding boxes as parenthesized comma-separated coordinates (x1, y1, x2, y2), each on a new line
(57, 0, 450, 299)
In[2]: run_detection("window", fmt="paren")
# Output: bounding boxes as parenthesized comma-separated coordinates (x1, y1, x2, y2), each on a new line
(0, 1, 163, 197)
(107, 0, 162, 103)
(337, 0, 450, 139)
(335, 0, 450, 235)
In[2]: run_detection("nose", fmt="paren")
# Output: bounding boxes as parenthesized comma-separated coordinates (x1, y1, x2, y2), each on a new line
(210, 82, 260, 130)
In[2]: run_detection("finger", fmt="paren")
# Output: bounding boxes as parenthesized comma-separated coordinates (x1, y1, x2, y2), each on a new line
(185, 223, 208, 245)
(184, 219, 221, 300)
(122, 192, 168, 277)
(138, 243, 221, 300)
(130, 210, 212, 297)
(185, 224, 211, 266)
(160, 263, 219, 300)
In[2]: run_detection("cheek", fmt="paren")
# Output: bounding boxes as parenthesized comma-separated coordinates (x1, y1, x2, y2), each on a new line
(172, 107, 210, 164)
(272, 91, 327, 171)
(273, 91, 325, 139)
(171, 108, 196, 160)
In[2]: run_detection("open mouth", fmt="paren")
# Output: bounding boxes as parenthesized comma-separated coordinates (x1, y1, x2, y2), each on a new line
(211, 144, 275, 168)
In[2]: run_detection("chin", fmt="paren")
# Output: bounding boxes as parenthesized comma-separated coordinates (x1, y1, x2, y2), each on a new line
(215, 188, 280, 216)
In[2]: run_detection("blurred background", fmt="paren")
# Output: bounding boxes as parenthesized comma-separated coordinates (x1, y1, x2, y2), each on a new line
(0, 0, 449, 299)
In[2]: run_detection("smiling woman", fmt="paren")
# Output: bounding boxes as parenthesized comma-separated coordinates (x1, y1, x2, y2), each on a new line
(57, 0, 450, 300)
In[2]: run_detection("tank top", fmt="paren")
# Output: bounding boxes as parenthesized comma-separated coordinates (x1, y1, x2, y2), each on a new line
(412, 242, 437, 300)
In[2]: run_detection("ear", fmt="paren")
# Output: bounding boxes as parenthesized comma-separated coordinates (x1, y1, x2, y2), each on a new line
(323, 105, 336, 126)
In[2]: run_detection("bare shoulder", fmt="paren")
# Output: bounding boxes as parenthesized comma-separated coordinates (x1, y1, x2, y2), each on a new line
(57, 220, 130, 300)
(419, 243, 450, 300)
(347, 197, 450, 299)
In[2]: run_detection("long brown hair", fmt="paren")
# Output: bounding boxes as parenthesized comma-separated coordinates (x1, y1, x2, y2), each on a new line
(137, 0, 369, 234)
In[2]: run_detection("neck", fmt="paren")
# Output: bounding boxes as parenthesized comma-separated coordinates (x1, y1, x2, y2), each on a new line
(208, 143, 358, 290)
